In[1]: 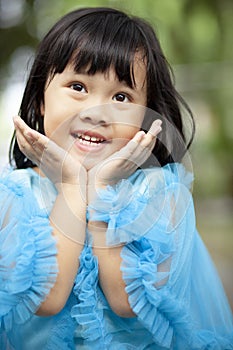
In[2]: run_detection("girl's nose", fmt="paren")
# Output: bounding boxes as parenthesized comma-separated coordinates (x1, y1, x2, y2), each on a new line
(79, 104, 111, 126)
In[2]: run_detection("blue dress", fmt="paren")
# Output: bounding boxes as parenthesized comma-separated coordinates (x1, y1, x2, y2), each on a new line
(0, 164, 232, 349)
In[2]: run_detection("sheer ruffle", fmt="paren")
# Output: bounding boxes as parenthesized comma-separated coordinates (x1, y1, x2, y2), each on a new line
(46, 302, 76, 350)
(1, 166, 232, 349)
(71, 245, 112, 349)
(87, 163, 233, 349)
(0, 179, 58, 331)
(88, 163, 194, 246)
(121, 239, 233, 349)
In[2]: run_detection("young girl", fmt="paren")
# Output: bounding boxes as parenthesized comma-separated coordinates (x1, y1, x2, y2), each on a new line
(0, 7, 232, 350)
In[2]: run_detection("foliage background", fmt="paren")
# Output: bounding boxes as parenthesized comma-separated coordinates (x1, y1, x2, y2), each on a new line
(0, 0, 232, 308)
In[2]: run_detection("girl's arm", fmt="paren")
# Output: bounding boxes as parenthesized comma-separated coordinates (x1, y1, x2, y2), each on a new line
(88, 220, 134, 317)
(13, 116, 87, 316)
(87, 121, 162, 317)
(37, 183, 87, 316)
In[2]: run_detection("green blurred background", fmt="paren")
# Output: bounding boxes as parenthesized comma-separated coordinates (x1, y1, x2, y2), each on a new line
(0, 0, 232, 307)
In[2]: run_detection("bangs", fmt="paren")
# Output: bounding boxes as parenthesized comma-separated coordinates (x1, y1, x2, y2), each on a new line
(71, 16, 146, 87)
(51, 11, 147, 88)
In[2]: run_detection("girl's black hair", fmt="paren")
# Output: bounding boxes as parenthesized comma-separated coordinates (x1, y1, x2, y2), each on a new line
(9, 7, 195, 168)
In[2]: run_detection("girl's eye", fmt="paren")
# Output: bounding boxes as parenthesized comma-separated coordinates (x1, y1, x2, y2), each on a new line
(70, 83, 87, 93)
(113, 93, 130, 103)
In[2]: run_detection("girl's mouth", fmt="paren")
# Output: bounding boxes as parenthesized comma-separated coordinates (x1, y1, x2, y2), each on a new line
(71, 130, 108, 151)
(72, 132, 105, 146)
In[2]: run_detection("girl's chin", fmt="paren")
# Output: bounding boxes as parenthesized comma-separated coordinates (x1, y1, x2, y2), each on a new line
(68, 150, 101, 170)
(79, 157, 102, 171)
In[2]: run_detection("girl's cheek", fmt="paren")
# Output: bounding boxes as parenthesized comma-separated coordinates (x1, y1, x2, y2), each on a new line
(119, 125, 141, 140)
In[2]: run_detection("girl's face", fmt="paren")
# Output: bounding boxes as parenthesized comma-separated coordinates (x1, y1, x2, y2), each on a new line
(41, 58, 147, 170)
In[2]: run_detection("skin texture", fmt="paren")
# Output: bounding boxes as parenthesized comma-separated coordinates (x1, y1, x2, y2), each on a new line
(13, 58, 162, 317)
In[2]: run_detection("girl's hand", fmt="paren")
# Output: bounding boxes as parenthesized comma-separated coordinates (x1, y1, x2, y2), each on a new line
(88, 119, 162, 189)
(13, 116, 87, 188)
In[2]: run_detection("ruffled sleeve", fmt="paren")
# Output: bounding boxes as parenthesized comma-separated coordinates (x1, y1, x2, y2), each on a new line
(87, 163, 233, 349)
(121, 239, 233, 349)
(88, 163, 194, 246)
(0, 175, 58, 331)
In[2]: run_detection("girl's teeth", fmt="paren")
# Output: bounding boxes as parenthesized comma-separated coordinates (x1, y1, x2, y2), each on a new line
(73, 132, 105, 144)
(84, 135, 91, 141)
(79, 138, 99, 146)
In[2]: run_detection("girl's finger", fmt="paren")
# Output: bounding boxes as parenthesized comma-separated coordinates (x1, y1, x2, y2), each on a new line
(148, 119, 162, 136)
(116, 131, 145, 159)
(132, 130, 146, 143)
(14, 117, 48, 165)
(15, 131, 40, 165)
(15, 128, 32, 152)
(140, 119, 162, 148)
(115, 127, 153, 163)
(124, 120, 162, 165)
(13, 115, 29, 133)
(24, 129, 49, 151)
(14, 116, 49, 150)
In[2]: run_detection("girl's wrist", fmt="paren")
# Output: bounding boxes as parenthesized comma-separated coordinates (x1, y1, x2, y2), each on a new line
(57, 182, 87, 206)
(55, 166, 88, 192)
(50, 185, 87, 244)
(56, 182, 86, 191)
(87, 182, 106, 206)
(87, 221, 108, 248)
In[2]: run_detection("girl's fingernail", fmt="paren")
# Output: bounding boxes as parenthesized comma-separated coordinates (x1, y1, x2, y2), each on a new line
(155, 119, 162, 126)
(156, 126, 162, 134)
(13, 116, 21, 126)
(136, 131, 145, 140)
(149, 121, 162, 136)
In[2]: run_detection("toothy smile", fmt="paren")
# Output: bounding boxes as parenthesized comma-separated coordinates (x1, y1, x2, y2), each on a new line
(71, 131, 106, 146)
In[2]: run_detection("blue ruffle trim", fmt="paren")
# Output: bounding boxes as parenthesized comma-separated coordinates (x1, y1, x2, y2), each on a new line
(87, 163, 194, 246)
(0, 180, 58, 331)
(71, 245, 112, 349)
(46, 299, 76, 350)
(121, 238, 233, 349)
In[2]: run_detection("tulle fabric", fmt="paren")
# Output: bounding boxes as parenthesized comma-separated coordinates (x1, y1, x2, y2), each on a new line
(0, 174, 58, 332)
(1, 165, 233, 349)
(121, 239, 233, 349)
(0, 170, 59, 349)
(89, 163, 233, 349)
(88, 163, 194, 246)
(71, 243, 157, 350)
